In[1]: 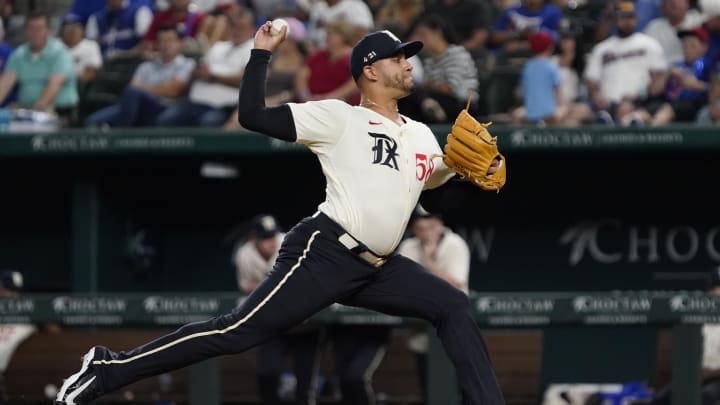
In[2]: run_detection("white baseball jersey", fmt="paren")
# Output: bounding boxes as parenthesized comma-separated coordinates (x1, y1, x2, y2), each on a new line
(233, 233, 284, 293)
(397, 228, 471, 294)
(288, 100, 455, 256)
(703, 324, 720, 370)
(0, 324, 35, 371)
(584, 32, 667, 102)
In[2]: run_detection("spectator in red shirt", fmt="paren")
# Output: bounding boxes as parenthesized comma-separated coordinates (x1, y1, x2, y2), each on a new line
(295, 19, 359, 105)
(141, 0, 213, 55)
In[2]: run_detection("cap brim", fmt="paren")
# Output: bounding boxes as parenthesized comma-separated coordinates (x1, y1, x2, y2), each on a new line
(677, 30, 708, 43)
(352, 40, 424, 81)
(397, 40, 423, 59)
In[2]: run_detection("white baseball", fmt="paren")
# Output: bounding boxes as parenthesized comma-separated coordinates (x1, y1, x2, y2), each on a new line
(270, 18, 290, 38)
(44, 384, 58, 399)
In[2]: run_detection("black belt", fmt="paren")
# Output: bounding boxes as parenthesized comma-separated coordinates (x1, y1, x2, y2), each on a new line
(313, 212, 389, 267)
(338, 233, 388, 268)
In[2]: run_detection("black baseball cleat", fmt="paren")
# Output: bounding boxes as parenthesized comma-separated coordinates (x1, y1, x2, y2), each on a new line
(55, 346, 104, 405)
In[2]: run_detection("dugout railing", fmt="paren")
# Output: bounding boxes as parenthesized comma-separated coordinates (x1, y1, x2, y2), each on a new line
(0, 291, 709, 405)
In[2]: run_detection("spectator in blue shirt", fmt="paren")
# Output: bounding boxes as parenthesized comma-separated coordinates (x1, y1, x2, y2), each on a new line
(85, 0, 155, 58)
(513, 31, 563, 125)
(71, 0, 108, 25)
(70, 0, 154, 25)
(0, 33, 11, 71)
(491, 0, 563, 53)
(700, 0, 720, 74)
(650, 26, 710, 124)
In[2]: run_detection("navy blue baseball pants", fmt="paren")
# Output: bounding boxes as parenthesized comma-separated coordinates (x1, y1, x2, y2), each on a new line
(91, 212, 505, 405)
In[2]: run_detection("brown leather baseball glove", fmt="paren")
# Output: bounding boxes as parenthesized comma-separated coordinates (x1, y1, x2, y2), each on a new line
(443, 108, 507, 192)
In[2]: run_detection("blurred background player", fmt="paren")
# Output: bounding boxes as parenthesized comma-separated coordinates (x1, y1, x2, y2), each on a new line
(397, 204, 471, 400)
(0, 270, 36, 402)
(232, 214, 322, 405)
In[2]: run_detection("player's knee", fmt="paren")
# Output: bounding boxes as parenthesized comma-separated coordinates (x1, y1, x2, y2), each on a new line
(438, 289, 471, 321)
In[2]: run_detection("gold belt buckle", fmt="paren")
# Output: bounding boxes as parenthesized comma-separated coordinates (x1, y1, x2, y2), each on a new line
(338, 233, 386, 267)
(358, 251, 387, 267)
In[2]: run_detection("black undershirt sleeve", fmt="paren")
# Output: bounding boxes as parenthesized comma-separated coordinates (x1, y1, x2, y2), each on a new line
(236, 49, 297, 142)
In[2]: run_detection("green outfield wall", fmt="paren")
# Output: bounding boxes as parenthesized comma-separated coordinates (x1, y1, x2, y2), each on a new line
(1, 125, 716, 293)
(0, 124, 717, 404)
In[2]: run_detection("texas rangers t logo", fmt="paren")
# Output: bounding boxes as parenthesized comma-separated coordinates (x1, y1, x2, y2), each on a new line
(368, 132, 399, 171)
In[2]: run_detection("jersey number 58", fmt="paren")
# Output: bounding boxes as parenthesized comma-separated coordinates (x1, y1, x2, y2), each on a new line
(415, 153, 435, 182)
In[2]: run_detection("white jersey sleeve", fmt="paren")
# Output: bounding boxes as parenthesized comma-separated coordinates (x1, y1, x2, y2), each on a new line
(583, 41, 604, 82)
(423, 155, 455, 190)
(0, 324, 36, 372)
(703, 324, 720, 370)
(288, 99, 350, 152)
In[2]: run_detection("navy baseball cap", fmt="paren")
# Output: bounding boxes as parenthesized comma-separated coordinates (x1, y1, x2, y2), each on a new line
(0, 270, 23, 292)
(350, 30, 423, 81)
(250, 214, 281, 239)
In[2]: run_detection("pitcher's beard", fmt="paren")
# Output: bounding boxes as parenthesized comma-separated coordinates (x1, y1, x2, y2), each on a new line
(385, 76, 415, 99)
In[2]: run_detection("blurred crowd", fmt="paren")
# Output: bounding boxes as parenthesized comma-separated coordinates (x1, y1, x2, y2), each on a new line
(1, 0, 720, 128)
